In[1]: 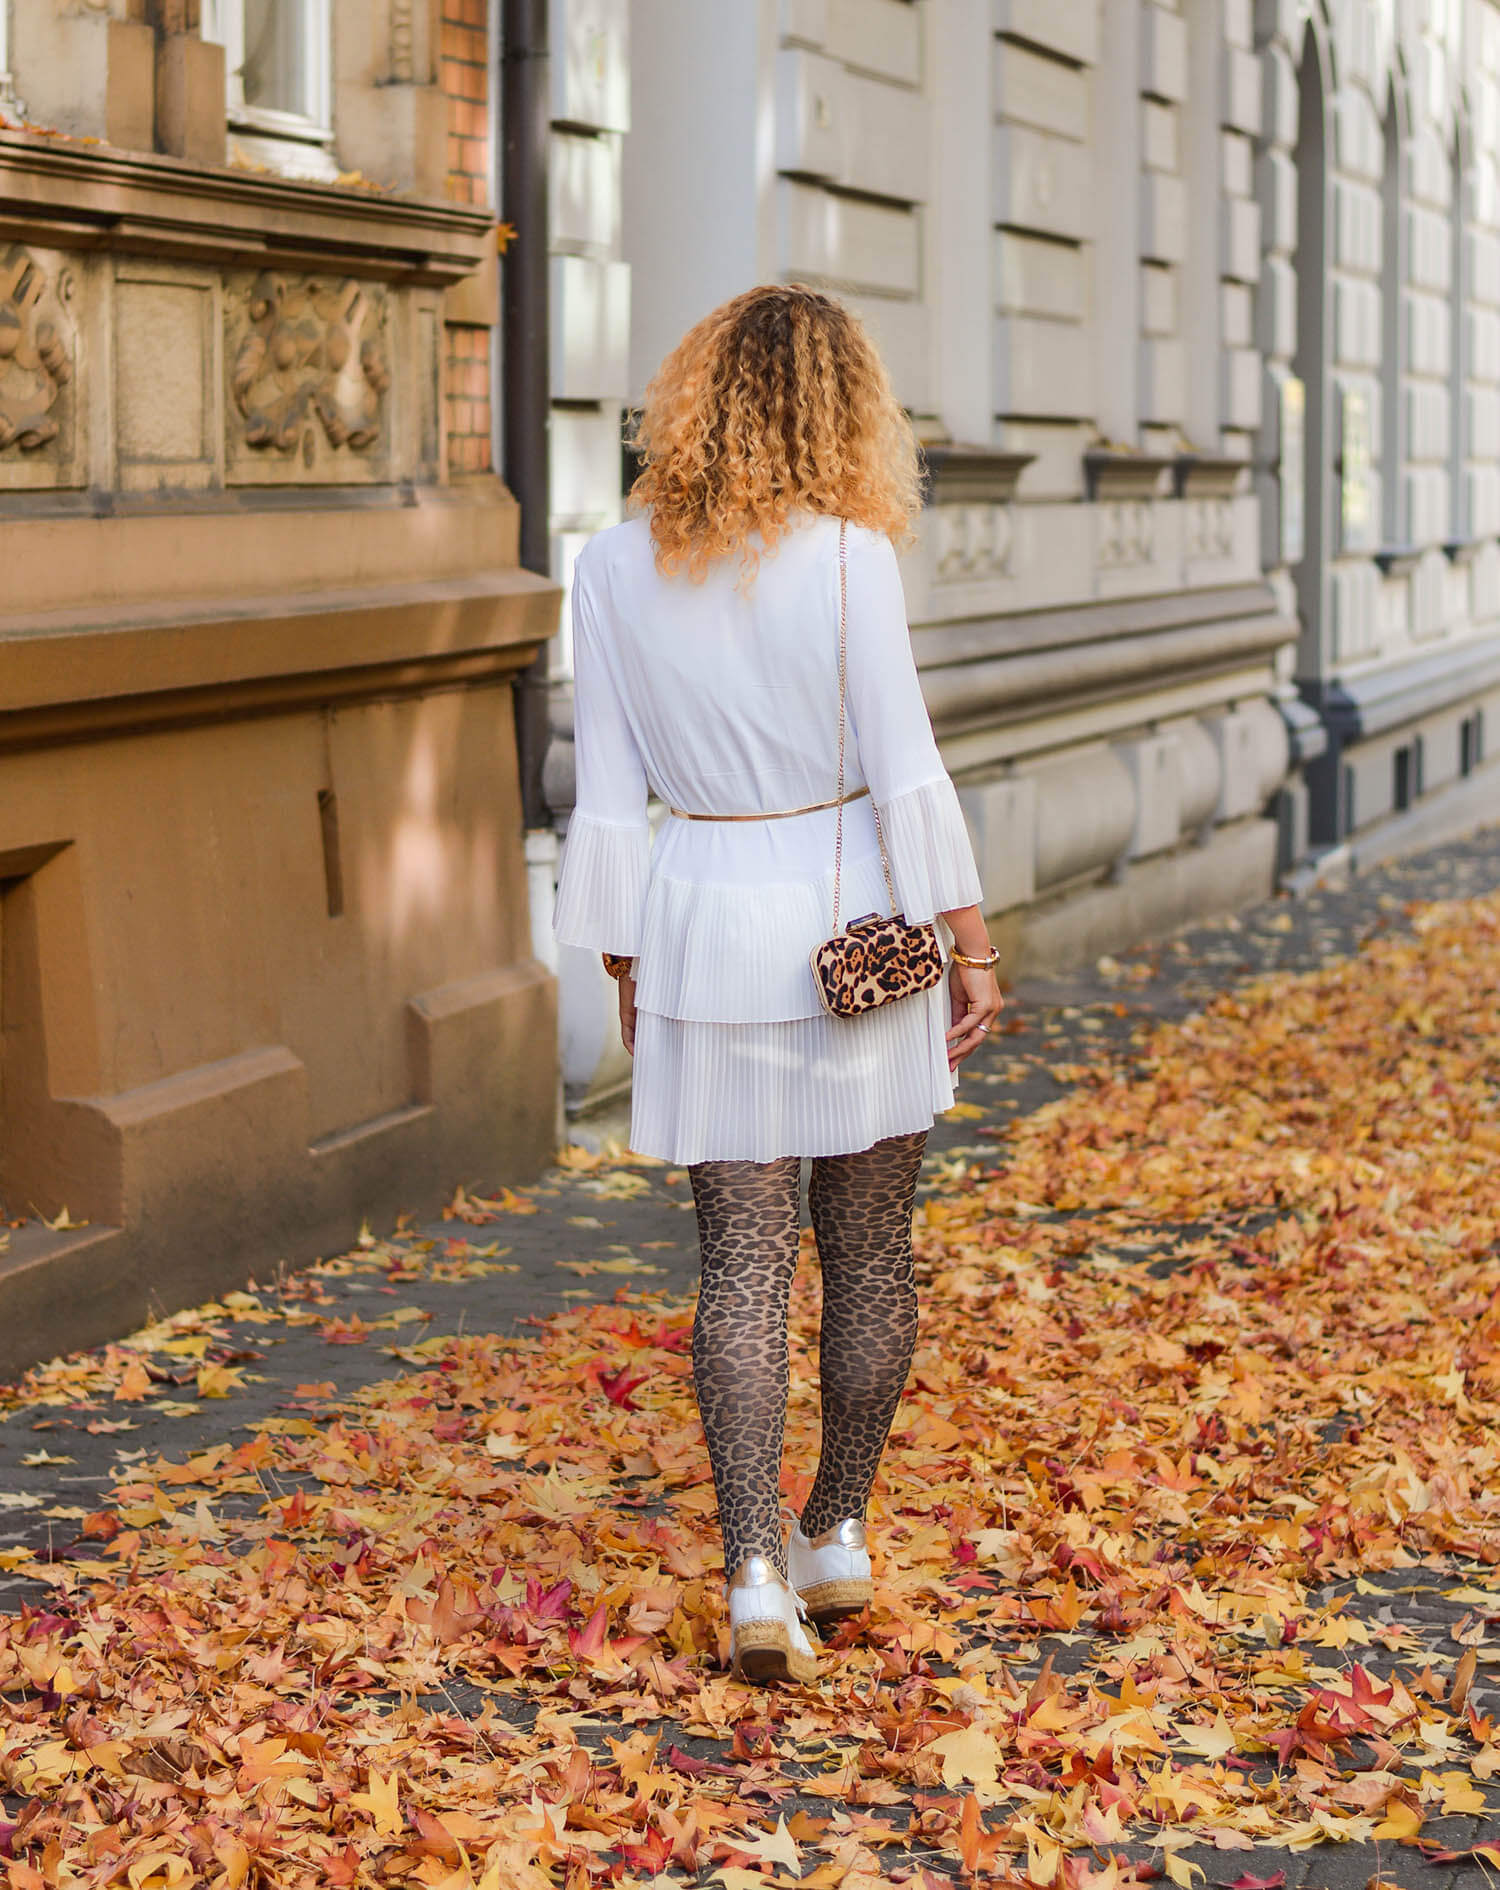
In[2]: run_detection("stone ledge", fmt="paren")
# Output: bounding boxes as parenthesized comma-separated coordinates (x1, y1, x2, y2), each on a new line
(914, 581, 1280, 667)
(0, 482, 531, 617)
(922, 444, 1035, 504)
(1083, 447, 1176, 502)
(919, 587, 1296, 733)
(0, 128, 493, 285)
(0, 567, 558, 751)
(1302, 629, 1500, 740)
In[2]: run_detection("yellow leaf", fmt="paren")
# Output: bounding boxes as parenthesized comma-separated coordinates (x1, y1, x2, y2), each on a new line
(1372, 1798, 1423, 1842)
(928, 1724, 1001, 1787)
(212, 1838, 250, 1890)
(113, 1359, 153, 1402)
(350, 1768, 402, 1837)
(127, 1855, 193, 1890)
(1178, 1714, 1236, 1760)
(733, 1816, 802, 1879)
(1026, 1831, 1062, 1886)
(1162, 1854, 1203, 1889)
(196, 1362, 244, 1399)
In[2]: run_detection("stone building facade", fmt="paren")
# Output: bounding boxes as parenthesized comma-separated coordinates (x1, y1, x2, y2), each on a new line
(551, 0, 1500, 1114)
(0, 0, 556, 1375)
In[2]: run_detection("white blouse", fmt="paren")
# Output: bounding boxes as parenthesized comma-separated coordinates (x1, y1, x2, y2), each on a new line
(553, 511, 985, 1163)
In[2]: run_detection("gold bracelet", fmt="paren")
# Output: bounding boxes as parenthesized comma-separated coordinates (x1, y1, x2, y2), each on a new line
(950, 945, 1000, 970)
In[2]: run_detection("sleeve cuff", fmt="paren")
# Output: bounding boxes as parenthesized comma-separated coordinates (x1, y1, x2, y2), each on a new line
(878, 776, 984, 924)
(553, 812, 652, 953)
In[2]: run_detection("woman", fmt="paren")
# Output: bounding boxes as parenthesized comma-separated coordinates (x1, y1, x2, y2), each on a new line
(553, 284, 1003, 1684)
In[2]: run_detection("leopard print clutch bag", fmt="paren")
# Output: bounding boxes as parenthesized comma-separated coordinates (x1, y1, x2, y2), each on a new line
(811, 522, 947, 1021)
(811, 911, 945, 1018)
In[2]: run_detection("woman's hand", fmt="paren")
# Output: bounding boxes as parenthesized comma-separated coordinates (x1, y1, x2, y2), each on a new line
(945, 960, 1003, 1071)
(618, 971, 638, 1057)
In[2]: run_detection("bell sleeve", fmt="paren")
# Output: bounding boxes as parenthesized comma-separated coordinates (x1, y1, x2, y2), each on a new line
(842, 526, 985, 925)
(552, 555, 652, 954)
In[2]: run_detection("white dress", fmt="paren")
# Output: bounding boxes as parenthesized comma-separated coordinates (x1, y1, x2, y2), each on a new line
(552, 511, 985, 1165)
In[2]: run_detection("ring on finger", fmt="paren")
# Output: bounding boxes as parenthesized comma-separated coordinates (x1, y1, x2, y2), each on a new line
(976, 1023, 990, 1035)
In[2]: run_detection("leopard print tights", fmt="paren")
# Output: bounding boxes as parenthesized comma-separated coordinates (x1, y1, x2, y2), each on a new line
(688, 1130, 926, 1577)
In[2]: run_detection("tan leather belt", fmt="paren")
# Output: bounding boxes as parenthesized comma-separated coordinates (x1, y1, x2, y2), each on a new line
(667, 786, 869, 823)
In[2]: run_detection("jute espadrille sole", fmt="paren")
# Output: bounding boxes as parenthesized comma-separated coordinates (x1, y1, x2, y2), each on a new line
(731, 1617, 819, 1684)
(796, 1578, 871, 1625)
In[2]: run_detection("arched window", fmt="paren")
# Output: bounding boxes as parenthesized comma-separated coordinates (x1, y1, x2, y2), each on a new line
(1381, 81, 1407, 546)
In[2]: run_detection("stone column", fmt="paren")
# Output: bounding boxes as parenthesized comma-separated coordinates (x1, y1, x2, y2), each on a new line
(549, 0, 633, 1119)
(931, 0, 992, 444)
(991, 0, 1095, 483)
(147, 0, 225, 165)
(334, 0, 448, 198)
(1093, 0, 1141, 443)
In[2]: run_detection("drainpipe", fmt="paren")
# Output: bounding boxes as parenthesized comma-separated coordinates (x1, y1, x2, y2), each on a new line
(502, 0, 551, 831)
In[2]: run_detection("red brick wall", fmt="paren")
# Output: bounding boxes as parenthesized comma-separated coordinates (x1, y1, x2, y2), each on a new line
(442, 0, 492, 475)
(446, 326, 493, 475)
(443, 0, 491, 208)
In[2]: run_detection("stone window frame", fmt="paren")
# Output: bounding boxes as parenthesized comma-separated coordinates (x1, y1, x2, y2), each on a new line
(0, 0, 19, 117)
(203, 0, 335, 176)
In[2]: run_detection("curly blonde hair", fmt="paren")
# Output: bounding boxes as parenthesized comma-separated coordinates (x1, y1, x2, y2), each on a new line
(628, 284, 922, 580)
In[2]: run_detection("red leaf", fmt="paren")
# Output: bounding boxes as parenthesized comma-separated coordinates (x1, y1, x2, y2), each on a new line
(525, 1575, 573, 1621)
(663, 1743, 738, 1778)
(595, 1365, 649, 1410)
(1218, 1874, 1286, 1889)
(567, 1600, 610, 1661)
(620, 1829, 673, 1872)
(407, 1575, 484, 1644)
(408, 1811, 463, 1865)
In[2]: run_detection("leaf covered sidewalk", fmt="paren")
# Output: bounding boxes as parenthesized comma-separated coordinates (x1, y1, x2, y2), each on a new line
(4, 836, 1500, 1890)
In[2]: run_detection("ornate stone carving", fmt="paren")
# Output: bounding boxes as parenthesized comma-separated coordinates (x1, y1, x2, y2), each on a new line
(229, 272, 391, 461)
(934, 502, 1013, 584)
(1185, 496, 1235, 562)
(390, 0, 416, 81)
(0, 243, 73, 454)
(1097, 500, 1155, 569)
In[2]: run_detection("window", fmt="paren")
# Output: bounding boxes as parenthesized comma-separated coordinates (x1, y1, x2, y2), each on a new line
(1460, 710, 1484, 777)
(203, 0, 333, 177)
(1393, 736, 1424, 812)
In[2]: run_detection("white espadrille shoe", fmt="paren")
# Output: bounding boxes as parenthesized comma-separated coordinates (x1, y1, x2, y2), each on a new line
(727, 1555, 819, 1684)
(788, 1517, 872, 1625)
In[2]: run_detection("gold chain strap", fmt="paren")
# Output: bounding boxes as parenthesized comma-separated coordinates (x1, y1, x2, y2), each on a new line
(832, 520, 900, 933)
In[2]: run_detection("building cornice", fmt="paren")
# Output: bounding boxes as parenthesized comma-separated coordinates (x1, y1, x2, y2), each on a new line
(0, 566, 557, 754)
(0, 129, 493, 284)
(922, 445, 1035, 505)
(916, 585, 1297, 733)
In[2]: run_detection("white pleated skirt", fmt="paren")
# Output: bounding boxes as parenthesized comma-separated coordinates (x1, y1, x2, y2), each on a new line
(629, 983, 956, 1166)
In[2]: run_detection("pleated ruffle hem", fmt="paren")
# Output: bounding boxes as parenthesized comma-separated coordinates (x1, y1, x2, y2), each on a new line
(629, 985, 956, 1166)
